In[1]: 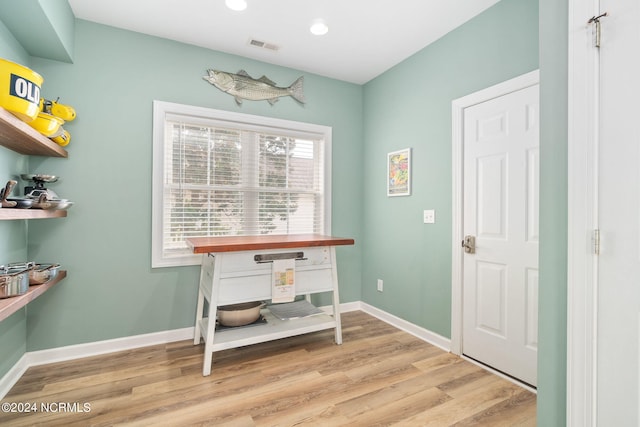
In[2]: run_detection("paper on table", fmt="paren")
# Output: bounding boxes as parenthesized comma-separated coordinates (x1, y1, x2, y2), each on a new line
(272, 258, 295, 303)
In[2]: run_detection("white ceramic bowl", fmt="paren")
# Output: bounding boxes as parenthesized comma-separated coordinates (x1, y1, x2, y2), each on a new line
(217, 301, 262, 327)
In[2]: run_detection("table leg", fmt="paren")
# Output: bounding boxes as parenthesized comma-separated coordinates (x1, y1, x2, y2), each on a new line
(193, 257, 206, 345)
(330, 247, 342, 345)
(202, 253, 222, 376)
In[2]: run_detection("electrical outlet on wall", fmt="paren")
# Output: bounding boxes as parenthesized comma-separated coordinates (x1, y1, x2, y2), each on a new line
(377, 279, 383, 292)
(423, 209, 435, 224)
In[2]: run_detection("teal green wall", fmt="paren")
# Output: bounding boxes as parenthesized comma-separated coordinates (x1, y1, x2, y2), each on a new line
(0, 17, 29, 62)
(24, 19, 363, 350)
(0, 20, 31, 379)
(0, 0, 74, 62)
(0, 1, 570, 424)
(361, 0, 538, 336)
(37, 0, 75, 61)
(538, 0, 568, 424)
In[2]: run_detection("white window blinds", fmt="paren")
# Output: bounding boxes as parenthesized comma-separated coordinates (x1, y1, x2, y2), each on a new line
(152, 101, 331, 267)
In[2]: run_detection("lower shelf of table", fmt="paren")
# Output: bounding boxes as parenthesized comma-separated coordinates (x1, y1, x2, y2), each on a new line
(197, 309, 337, 352)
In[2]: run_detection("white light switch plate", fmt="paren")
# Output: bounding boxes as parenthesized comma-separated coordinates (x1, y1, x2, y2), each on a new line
(423, 209, 435, 224)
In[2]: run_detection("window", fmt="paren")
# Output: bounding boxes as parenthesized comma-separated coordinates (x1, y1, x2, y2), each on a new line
(152, 101, 332, 267)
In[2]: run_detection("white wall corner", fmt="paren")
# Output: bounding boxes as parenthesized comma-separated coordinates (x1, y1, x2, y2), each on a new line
(0, 354, 30, 400)
(358, 302, 451, 352)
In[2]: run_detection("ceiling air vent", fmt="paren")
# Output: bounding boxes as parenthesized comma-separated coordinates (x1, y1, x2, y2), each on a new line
(248, 38, 280, 52)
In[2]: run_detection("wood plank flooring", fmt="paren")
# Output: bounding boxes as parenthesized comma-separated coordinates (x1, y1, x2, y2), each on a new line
(0, 311, 536, 426)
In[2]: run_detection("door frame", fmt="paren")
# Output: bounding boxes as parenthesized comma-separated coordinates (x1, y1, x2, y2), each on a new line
(567, 0, 600, 425)
(450, 69, 540, 355)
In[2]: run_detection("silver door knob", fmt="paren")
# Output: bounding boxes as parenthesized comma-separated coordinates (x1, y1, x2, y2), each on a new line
(462, 235, 476, 254)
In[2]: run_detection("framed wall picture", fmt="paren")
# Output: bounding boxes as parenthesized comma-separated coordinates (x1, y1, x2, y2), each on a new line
(387, 148, 411, 196)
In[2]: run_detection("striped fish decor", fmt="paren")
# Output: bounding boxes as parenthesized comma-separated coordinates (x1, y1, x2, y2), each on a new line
(203, 69, 305, 106)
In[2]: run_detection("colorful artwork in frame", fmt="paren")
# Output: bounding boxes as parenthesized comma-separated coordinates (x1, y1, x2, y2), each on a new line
(387, 148, 411, 196)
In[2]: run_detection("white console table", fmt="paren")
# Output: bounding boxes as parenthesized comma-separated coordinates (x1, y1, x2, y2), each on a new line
(187, 234, 355, 376)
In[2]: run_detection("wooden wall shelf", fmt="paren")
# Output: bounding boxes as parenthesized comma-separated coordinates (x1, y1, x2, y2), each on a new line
(0, 209, 67, 220)
(0, 270, 67, 322)
(0, 105, 70, 323)
(0, 107, 68, 157)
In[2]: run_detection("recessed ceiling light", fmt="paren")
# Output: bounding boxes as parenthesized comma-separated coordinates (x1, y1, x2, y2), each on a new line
(225, 0, 247, 11)
(310, 19, 329, 36)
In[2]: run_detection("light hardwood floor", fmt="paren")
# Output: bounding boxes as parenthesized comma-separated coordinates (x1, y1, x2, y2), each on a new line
(1, 311, 536, 426)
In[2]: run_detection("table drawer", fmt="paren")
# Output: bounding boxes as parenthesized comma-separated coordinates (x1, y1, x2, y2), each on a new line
(216, 267, 333, 305)
(217, 247, 331, 274)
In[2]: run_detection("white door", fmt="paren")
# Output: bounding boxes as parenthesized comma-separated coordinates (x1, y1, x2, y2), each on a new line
(461, 84, 539, 386)
(596, 1, 640, 423)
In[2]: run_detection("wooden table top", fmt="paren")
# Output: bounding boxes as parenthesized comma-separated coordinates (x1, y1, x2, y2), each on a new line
(187, 234, 355, 254)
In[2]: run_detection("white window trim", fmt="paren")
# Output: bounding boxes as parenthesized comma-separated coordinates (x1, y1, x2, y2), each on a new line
(151, 100, 332, 268)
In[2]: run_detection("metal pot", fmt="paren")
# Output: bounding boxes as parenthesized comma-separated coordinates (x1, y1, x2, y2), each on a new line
(28, 112, 64, 137)
(7, 197, 33, 209)
(217, 301, 263, 327)
(7, 262, 58, 285)
(0, 59, 43, 122)
(30, 263, 60, 284)
(49, 199, 73, 210)
(0, 266, 30, 298)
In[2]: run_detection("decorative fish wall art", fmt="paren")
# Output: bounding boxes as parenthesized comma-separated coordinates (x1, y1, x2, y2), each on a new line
(203, 69, 305, 106)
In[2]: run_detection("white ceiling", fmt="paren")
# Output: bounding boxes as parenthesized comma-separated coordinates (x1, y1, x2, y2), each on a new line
(68, 0, 501, 84)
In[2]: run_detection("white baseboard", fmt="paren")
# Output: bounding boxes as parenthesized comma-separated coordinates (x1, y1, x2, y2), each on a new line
(0, 354, 30, 399)
(0, 302, 450, 399)
(0, 327, 194, 399)
(358, 302, 451, 352)
(25, 327, 194, 367)
(321, 301, 451, 351)
(319, 300, 361, 314)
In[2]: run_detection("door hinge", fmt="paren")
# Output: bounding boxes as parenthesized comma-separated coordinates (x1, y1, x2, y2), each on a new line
(593, 229, 600, 255)
(588, 12, 608, 48)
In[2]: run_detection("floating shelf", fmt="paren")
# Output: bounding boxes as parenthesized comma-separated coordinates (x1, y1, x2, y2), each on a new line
(0, 271, 67, 322)
(0, 107, 68, 157)
(0, 209, 67, 220)
(0, 105, 70, 324)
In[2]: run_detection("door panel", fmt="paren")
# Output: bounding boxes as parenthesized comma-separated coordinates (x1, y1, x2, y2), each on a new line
(462, 84, 539, 387)
(477, 155, 507, 238)
(477, 112, 508, 141)
(526, 148, 539, 242)
(476, 261, 507, 337)
(525, 268, 538, 350)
